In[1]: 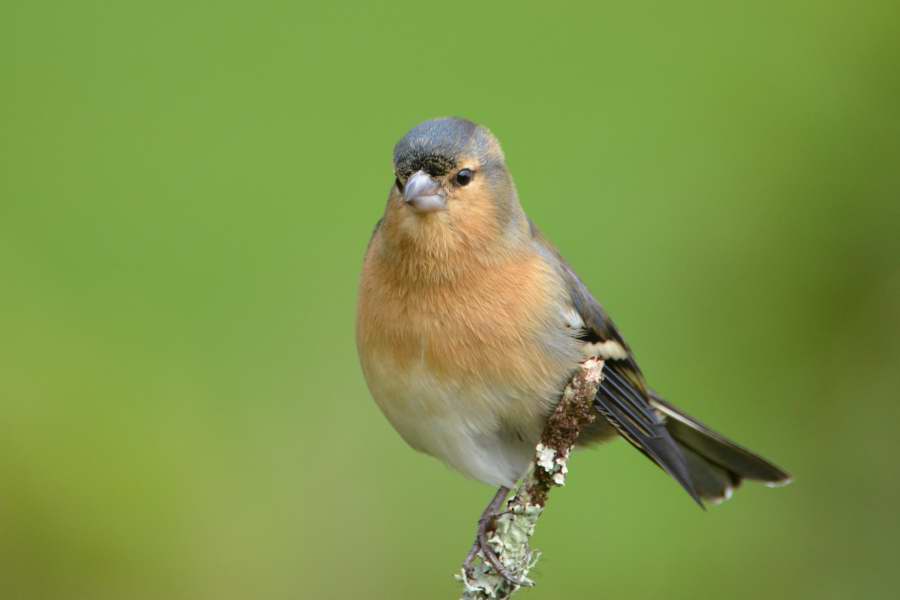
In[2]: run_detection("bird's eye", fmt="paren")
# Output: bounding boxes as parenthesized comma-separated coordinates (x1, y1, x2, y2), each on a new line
(395, 176, 403, 191)
(455, 169, 474, 187)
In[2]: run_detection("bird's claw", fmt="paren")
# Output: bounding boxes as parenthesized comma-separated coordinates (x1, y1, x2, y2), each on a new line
(461, 516, 530, 588)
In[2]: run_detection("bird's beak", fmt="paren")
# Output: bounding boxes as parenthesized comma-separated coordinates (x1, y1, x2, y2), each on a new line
(402, 170, 446, 213)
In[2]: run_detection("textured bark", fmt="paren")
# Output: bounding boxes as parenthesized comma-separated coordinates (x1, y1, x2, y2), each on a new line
(458, 358, 605, 599)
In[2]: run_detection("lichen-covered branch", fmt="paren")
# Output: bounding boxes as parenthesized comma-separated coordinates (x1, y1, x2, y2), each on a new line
(458, 357, 605, 599)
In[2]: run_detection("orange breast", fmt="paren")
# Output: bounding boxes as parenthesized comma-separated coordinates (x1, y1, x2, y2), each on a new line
(357, 236, 583, 447)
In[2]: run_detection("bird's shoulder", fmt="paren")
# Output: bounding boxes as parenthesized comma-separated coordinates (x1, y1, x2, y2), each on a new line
(526, 218, 643, 375)
(366, 217, 384, 252)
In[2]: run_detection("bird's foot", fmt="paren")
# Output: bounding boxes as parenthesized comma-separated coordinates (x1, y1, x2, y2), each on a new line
(461, 486, 530, 588)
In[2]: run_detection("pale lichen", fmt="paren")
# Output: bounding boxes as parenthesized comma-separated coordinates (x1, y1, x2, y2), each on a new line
(535, 444, 556, 473)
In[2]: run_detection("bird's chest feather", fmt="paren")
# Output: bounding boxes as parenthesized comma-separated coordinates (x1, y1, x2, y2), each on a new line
(357, 250, 583, 484)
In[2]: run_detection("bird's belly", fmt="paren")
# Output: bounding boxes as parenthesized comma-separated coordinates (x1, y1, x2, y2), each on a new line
(359, 316, 583, 487)
(364, 363, 541, 487)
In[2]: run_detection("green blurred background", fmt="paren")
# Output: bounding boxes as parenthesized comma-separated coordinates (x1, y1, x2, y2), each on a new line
(2, 1, 899, 599)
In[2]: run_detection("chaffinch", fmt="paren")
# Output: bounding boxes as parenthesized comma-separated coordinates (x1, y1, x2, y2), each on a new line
(356, 117, 790, 576)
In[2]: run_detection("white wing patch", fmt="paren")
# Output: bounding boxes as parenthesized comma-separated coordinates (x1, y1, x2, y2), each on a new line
(582, 340, 629, 360)
(560, 306, 628, 360)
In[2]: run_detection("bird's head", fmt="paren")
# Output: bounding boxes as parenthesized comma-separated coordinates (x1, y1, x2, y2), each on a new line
(382, 118, 527, 256)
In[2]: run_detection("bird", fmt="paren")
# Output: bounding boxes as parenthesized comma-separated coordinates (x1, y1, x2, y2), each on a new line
(356, 117, 791, 580)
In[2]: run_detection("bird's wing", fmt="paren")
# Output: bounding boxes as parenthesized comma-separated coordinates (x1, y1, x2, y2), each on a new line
(366, 217, 384, 251)
(529, 221, 703, 507)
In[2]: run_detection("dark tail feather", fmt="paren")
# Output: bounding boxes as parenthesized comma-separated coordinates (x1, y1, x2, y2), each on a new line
(650, 395, 792, 504)
(595, 368, 705, 508)
(680, 446, 740, 503)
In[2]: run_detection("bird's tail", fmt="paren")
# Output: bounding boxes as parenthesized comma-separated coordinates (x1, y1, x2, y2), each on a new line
(649, 395, 792, 504)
